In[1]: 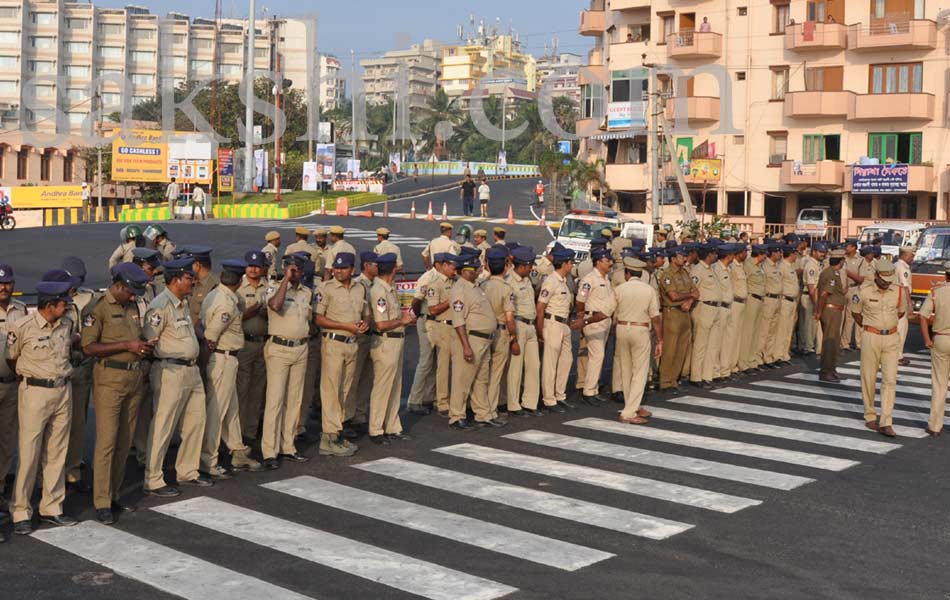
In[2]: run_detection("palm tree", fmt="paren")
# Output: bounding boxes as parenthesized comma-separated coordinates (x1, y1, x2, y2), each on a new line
(539, 148, 571, 215)
(570, 158, 612, 210)
(415, 89, 462, 157)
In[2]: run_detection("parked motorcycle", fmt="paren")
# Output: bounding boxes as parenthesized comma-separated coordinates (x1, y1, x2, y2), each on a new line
(0, 204, 15, 230)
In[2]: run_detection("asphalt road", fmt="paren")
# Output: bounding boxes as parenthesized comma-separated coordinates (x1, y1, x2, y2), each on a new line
(2, 195, 949, 599)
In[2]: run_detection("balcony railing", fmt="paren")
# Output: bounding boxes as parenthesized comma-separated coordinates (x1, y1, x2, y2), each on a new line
(851, 93, 934, 121)
(783, 90, 856, 119)
(784, 22, 847, 51)
(847, 18, 937, 51)
(781, 160, 845, 187)
(666, 30, 722, 59)
(580, 9, 606, 36)
(664, 96, 721, 123)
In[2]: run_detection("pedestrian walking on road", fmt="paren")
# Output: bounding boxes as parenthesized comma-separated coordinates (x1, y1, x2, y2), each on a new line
(461, 174, 477, 216)
(165, 177, 180, 220)
(478, 178, 491, 217)
(190, 186, 207, 221)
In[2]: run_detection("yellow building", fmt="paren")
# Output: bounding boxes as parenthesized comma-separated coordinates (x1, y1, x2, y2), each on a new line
(440, 33, 536, 99)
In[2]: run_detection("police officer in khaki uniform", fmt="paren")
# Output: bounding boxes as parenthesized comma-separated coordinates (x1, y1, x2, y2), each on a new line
(0, 265, 27, 528)
(816, 248, 848, 382)
(109, 225, 141, 269)
(760, 244, 784, 367)
(689, 244, 721, 388)
(895, 247, 914, 366)
(839, 239, 862, 349)
(537, 245, 576, 412)
(615, 257, 662, 424)
(798, 242, 825, 356)
(448, 253, 503, 429)
(573, 246, 615, 404)
(144, 224, 176, 261)
(774, 245, 800, 364)
(80, 263, 150, 524)
(506, 246, 542, 415)
(852, 259, 905, 438)
(131, 248, 163, 302)
(142, 258, 211, 497)
(657, 246, 697, 390)
(7, 281, 78, 535)
(262, 231, 282, 280)
(344, 252, 378, 436)
(406, 260, 445, 415)
(201, 259, 262, 479)
(427, 253, 458, 415)
(738, 244, 768, 372)
(296, 258, 322, 440)
(316, 251, 369, 455)
(374, 227, 404, 272)
(725, 245, 748, 376)
(422, 222, 461, 270)
(285, 227, 322, 270)
(237, 251, 269, 440)
(182, 246, 219, 331)
(313, 228, 329, 253)
(262, 252, 314, 467)
(367, 253, 415, 444)
(322, 226, 357, 280)
(919, 263, 950, 436)
(473, 229, 491, 254)
(483, 247, 519, 419)
(711, 244, 734, 381)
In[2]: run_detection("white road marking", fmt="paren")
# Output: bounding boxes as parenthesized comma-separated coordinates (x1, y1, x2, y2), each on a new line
(752, 380, 944, 412)
(716, 387, 932, 423)
(505, 429, 814, 490)
(835, 367, 932, 387)
(786, 373, 931, 398)
(354, 457, 694, 540)
(32, 521, 314, 600)
(434, 443, 760, 513)
(648, 406, 905, 452)
(263, 476, 612, 571)
(153, 497, 516, 600)
(564, 418, 857, 472)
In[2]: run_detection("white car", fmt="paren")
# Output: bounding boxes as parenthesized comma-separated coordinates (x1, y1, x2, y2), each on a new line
(556, 209, 652, 262)
(794, 206, 833, 238)
(859, 222, 928, 258)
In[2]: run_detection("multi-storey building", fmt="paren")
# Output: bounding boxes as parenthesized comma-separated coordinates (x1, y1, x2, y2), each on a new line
(440, 32, 537, 106)
(578, 0, 947, 235)
(361, 39, 441, 114)
(320, 54, 345, 111)
(535, 52, 582, 108)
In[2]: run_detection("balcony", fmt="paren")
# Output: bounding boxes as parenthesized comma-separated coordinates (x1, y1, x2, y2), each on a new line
(666, 31, 722, 59)
(851, 93, 934, 121)
(783, 90, 855, 119)
(580, 10, 606, 36)
(784, 22, 847, 51)
(612, 0, 651, 9)
(606, 163, 649, 191)
(844, 164, 935, 193)
(587, 46, 604, 66)
(578, 63, 606, 87)
(781, 160, 845, 187)
(609, 40, 648, 70)
(664, 96, 720, 123)
(848, 19, 937, 51)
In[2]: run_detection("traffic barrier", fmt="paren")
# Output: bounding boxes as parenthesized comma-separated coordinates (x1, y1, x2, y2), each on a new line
(539, 208, 546, 227)
(425, 201, 434, 221)
(352, 210, 375, 218)
(383, 199, 389, 218)
(441, 202, 448, 221)
(410, 201, 416, 219)
(335, 197, 349, 216)
(320, 196, 326, 215)
(507, 205, 514, 225)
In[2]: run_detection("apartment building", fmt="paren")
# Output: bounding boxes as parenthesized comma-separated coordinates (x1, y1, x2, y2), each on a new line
(440, 33, 537, 105)
(535, 52, 582, 109)
(320, 54, 345, 111)
(578, 0, 945, 235)
(361, 39, 441, 114)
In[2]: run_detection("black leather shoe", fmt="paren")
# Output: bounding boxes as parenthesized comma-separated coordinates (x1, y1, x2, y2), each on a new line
(262, 458, 280, 470)
(508, 409, 531, 418)
(144, 486, 180, 498)
(558, 399, 576, 409)
(475, 419, 507, 429)
(546, 403, 567, 414)
(278, 453, 310, 463)
(437, 409, 449, 418)
(369, 435, 391, 445)
(40, 514, 78, 527)
(579, 395, 597, 406)
(13, 520, 32, 536)
(66, 479, 92, 494)
(96, 509, 115, 525)
(178, 477, 213, 488)
(449, 419, 474, 430)
(522, 408, 544, 417)
(0, 528, 7, 543)
(611, 392, 624, 403)
(111, 502, 136, 514)
(341, 428, 361, 441)
(385, 432, 413, 441)
(408, 405, 433, 415)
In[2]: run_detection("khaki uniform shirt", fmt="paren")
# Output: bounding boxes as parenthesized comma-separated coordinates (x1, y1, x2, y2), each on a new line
(781, 259, 800, 298)
(482, 275, 515, 326)
(0, 300, 29, 379)
(657, 264, 696, 309)
(539, 272, 572, 318)
(266, 283, 313, 340)
(156, 238, 176, 261)
(5, 312, 73, 380)
(201, 286, 245, 352)
(262, 243, 281, 280)
(852, 284, 902, 330)
(413, 268, 439, 316)
(713, 261, 733, 304)
(535, 256, 554, 281)
(843, 255, 862, 289)
(315, 278, 368, 337)
(745, 259, 766, 296)
(858, 258, 877, 289)
(817, 266, 848, 307)
(506, 272, 537, 320)
(109, 241, 137, 268)
(450, 278, 496, 333)
(690, 261, 721, 303)
(238, 276, 268, 338)
(577, 269, 616, 318)
(190, 271, 219, 328)
(324, 240, 357, 270)
(919, 284, 950, 334)
(371, 278, 404, 334)
(285, 240, 322, 271)
(143, 289, 200, 361)
(374, 239, 403, 269)
(427, 271, 455, 323)
(895, 260, 912, 295)
(763, 258, 783, 295)
(802, 256, 821, 293)
(80, 290, 143, 363)
(615, 278, 660, 325)
(422, 236, 460, 262)
(730, 260, 748, 300)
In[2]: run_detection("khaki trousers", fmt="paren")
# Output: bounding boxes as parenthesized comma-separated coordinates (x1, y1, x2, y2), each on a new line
(859, 330, 899, 427)
(145, 363, 206, 490)
(897, 315, 909, 359)
(580, 320, 611, 396)
(487, 329, 510, 419)
(724, 301, 745, 375)
(617, 325, 651, 419)
(738, 297, 763, 370)
(262, 341, 308, 459)
(711, 305, 731, 379)
(690, 303, 719, 383)
(65, 361, 93, 483)
(319, 337, 357, 436)
(202, 353, 248, 472)
(819, 308, 843, 375)
(345, 337, 372, 425)
(658, 308, 690, 388)
(772, 298, 797, 362)
(449, 334, 491, 423)
(92, 364, 142, 510)
(407, 317, 437, 409)
(797, 295, 817, 353)
(541, 320, 572, 406)
(928, 335, 950, 433)
(575, 334, 588, 392)
(507, 321, 540, 411)
(431, 321, 453, 411)
(237, 340, 267, 439)
(133, 370, 153, 466)
(298, 336, 322, 433)
(0, 381, 18, 490)
(841, 288, 861, 349)
(760, 297, 781, 364)
(12, 382, 71, 522)
(369, 337, 404, 436)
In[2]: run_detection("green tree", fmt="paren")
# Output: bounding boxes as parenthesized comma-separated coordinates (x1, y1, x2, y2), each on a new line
(414, 89, 462, 157)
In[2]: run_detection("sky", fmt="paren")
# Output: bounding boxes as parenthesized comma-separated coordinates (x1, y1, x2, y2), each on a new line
(101, 0, 592, 60)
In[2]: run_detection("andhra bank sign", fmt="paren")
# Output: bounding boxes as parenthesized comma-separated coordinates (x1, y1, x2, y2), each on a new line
(0, 185, 83, 208)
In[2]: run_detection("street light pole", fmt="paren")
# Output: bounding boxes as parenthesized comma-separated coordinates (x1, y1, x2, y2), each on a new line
(243, 0, 256, 193)
(275, 52, 282, 201)
(350, 48, 356, 166)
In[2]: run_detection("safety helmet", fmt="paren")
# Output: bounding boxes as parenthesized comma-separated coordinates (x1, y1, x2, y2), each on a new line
(454, 224, 473, 244)
(662, 223, 674, 233)
(124, 225, 142, 241)
(143, 224, 166, 242)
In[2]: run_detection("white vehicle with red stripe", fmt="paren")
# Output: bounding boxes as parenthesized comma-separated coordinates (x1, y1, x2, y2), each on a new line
(556, 209, 652, 262)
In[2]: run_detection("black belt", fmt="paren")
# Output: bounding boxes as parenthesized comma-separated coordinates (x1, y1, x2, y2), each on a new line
(515, 316, 536, 325)
(309, 333, 322, 340)
(102, 359, 141, 372)
(213, 349, 241, 357)
(766, 293, 780, 299)
(734, 297, 747, 304)
(0, 375, 18, 384)
(469, 330, 494, 340)
(25, 376, 71, 388)
(750, 293, 764, 301)
(783, 295, 797, 302)
(720, 302, 732, 309)
(322, 332, 357, 344)
(270, 336, 307, 347)
(702, 301, 721, 307)
(244, 334, 267, 343)
(371, 331, 405, 339)
(162, 358, 197, 367)
(544, 313, 568, 324)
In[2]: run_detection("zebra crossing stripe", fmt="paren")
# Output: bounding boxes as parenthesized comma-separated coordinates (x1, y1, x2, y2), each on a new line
(153, 497, 517, 600)
(715, 387, 931, 423)
(263, 476, 613, 571)
(505, 430, 814, 490)
(786, 373, 931, 398)
(648, 406, 904, 453)
(354, 457, 694, 540)
(32, 521, 314, 600)
(835, 367, 931, 387)
(751, 380, 944, 412)
(564, 418, 857, 472)
(434, 443, 760, 513)
(844, 359, 930, 372)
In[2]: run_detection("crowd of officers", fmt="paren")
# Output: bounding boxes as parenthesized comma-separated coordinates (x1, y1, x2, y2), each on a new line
(0, 219, 946, 544)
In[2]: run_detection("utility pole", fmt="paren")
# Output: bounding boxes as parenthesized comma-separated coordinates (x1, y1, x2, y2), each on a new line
(96, 83, 102, 221)
(243, 0, 256, 193)
(350, 48, 356, 163)
(647, 65, 661, 227)
(275, 52, 282, 201)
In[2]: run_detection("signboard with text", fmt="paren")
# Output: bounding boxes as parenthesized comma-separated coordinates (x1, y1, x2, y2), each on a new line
(217, 148, 234, 192)
(851, 163, 909, 194)
(607, 101, 646, 130)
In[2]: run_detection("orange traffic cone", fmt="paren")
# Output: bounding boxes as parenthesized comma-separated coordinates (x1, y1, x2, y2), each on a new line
(507, 204, 514, 225)
(539, 208, 546, 227)
(441, 202, 448, 221)
(410, 201, 416, 219)
(425, 201, 434, 221)
(320, 196, 326, 216)
(383, 199, 389, 218)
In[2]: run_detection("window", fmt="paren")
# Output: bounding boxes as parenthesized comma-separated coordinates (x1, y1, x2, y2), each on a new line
(130, 73, 154, 86)
(30, 36, 55, 49)
(66, 87, 88, 101)
(727, 192, 746, 216)
(29, 60, 55, 74)
(0, 55, 16, 69)
(870, 63, 923, 94)
(802, 134, 840, 162)
(804, 66, 844, 91)
(130, 51, 155, 63)
(0, 80, 16, 95)
(221, 42, 241, 55)
(132, 95, 151, 105)
(852, 196, 872, 219)
(16, 148, 28, 179)
(660, 14, 675, 42)
(873, 0, 885, 19)
(611, 69, 648, 102)
(31, 12, 55, 25)
(0, 31, 18, 45)
(219, 63, 242, 76)
(733, 134, 745, 145)
(770, 66, 789, 100)
(63, 65, 90, 77)
(173, 33, 187, 45)
(736, 71, 746, 81)
(807, 1, 826, 22)
(581, 84, 604, 120)
(32, 84, 54, 98)
(172, 55, 186, 69)
(774, 3, 790, 33)
(101, 92, 121, 106)
(606, 136, 647, 165)
(63, 152, 74, 180)
(737, 6, 748, 16)
(254, 47, 268, 58)
(0, 7, 19, 19)
(769, 132, 788, 164)
(98, 23, 123, 36)
(868, 132, 922, 164)
(98, 45, 124, 59)
(190, 59, 212, 74)
(40, 150, 51, 181)
(131, 28, 155, 41)
(98, 68, 122, 78)
(192, 37, 213, 50)
(66, 18, 90, 30)
(64, 41, 89, 54)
